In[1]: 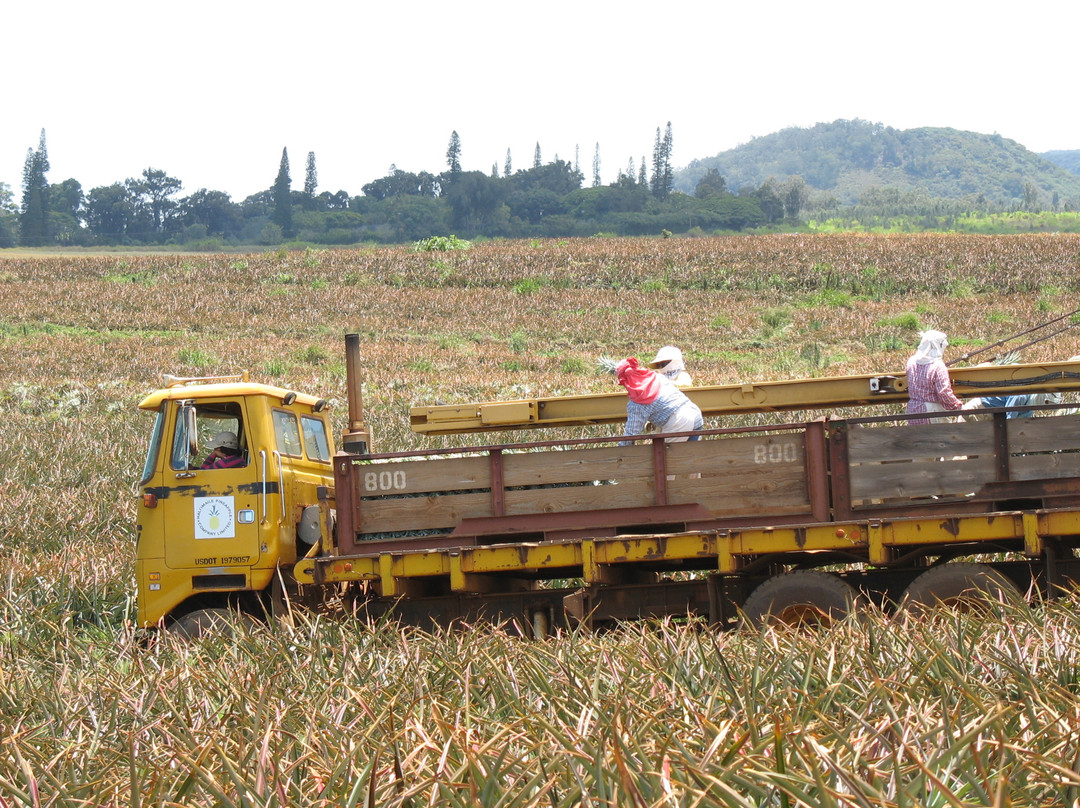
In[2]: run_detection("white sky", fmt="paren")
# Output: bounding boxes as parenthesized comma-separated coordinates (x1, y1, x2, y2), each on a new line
(4, 0, 1077, 202)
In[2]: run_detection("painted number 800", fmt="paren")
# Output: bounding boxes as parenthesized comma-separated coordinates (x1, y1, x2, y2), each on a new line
(364, 470, 408, 491)
(754, 442, 798, 464)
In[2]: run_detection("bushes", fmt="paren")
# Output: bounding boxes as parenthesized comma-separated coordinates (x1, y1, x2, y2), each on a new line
(413, 234, 472, 252)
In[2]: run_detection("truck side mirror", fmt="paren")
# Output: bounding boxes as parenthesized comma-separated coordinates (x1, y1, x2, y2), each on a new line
(182, 403, 199, 456)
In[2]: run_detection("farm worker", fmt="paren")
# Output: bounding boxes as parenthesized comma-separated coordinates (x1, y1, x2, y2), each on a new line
(648, 345, 692, 386)
(615, 357, 702, 445)
(964, 391, 1061, 419)
(905, 330, 963, 424)
(200, 431, 246, 470)
(961, 354, 1077, 418)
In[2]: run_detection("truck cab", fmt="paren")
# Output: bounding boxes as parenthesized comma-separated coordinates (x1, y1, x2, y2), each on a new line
(135, 374, 335, 630)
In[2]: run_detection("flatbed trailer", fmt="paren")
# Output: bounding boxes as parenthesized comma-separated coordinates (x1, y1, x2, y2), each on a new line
(135, 336, 1080, 635)
(297, 404, 1080, 630)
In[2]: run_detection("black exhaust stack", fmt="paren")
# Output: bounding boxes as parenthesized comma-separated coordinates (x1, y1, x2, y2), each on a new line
(342, 333, 372, 455)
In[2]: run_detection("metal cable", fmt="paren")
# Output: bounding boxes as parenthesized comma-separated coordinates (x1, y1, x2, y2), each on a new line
(953, 370, 1080, 390)
(947, 309, 1080, 366)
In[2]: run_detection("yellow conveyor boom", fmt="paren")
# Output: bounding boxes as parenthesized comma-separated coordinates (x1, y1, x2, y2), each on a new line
(410, 360, 1080, 435)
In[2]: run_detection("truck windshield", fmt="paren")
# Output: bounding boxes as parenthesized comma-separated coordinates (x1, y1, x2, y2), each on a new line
(273, 408, 303, 457)
(301, 416, 331, 462)
(140, 407, 166, 485)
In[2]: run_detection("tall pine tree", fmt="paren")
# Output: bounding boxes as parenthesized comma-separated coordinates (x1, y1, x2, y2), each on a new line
(0, 182, 15, 247)
(650, 122, 674, 199)
(271, 148, 293, 236)
(660, 122, 674, 198)
(303, 151, 318, 208)
(19, 129, 50, 246)
(592, 143, 601, 188)
(446, 131, 462, 174)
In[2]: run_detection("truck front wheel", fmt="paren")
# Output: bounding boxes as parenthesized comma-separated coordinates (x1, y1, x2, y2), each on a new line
(168, 607, 260, 640)
(741, 571, 863, 629)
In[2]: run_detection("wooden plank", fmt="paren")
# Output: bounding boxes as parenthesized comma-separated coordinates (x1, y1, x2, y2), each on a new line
(1011, 452, 1080, 482)
(666, 433, 805, 476)
(506, 462, 810, 519)
(847, 420, 995, 463)
(356, 455, 491, 496)
(503, 478, 656, 516)
(665, 434, 811, 514)
(358, 491, 493, 534)
(1008, 414, 1080, 454)
(849, 455, 996, 501)
(668, 464, 812, 515)
(502, 444, 653, 487)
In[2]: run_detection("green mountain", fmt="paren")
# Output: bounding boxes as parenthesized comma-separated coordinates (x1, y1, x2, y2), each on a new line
(675, 119, 1080, 207)
(1042, 150, 1080, 177)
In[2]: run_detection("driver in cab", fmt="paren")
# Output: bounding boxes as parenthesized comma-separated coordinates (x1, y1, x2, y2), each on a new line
(200, 431, 246, 470)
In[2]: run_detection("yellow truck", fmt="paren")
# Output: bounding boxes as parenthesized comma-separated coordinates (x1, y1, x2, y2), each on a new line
(135, 334, 1080, 636)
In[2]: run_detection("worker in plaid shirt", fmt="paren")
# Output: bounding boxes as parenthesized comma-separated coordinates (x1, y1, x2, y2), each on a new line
(905, 330, 963, 424)
(615, 357, 703, 445)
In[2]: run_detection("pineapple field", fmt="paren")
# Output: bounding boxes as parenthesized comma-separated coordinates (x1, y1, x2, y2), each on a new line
(2, 233, 1080, 806)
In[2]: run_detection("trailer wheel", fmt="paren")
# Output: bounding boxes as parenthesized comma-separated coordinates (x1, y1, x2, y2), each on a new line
(897, 562, 1024, 618)
(168, 607, 259, 640)
(741, 571, 862, 629)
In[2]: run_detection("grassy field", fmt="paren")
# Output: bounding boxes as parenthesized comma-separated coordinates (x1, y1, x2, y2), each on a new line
(2, 233, 1080, 805)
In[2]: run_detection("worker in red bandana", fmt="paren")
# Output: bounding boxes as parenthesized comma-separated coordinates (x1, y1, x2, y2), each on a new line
(615, 357, 703, 446)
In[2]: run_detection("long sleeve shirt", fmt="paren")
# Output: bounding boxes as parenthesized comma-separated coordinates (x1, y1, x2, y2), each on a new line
(979, 393, 1043, 419)
(201, 452, 247, 469)
(620, 383, 703, 445)
(906, 358, 963, 424)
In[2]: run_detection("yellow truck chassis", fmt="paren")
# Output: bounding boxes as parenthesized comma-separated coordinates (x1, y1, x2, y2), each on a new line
(136, 338, 1080, 633)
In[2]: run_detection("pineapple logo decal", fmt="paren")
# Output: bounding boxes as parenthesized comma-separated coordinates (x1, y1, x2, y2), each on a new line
(194, 496, 236, 539)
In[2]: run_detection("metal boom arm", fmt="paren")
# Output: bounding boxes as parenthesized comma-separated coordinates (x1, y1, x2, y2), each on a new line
(410, 360, 1080, 435)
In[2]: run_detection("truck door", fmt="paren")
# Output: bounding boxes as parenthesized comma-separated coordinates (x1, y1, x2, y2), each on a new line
(162, 399, 263, 572)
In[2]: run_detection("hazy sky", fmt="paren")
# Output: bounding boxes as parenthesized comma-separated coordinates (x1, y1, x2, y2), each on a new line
(5, 0, 1077, 202)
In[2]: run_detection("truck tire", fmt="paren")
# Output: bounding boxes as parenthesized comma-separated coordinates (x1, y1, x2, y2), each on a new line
(741, 571, 863, 629)
(168, 607, 259, 640)
(897, 562, 1024, 618)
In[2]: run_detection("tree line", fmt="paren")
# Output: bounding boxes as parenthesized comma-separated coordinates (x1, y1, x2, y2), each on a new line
(0, 126, 796, 249)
